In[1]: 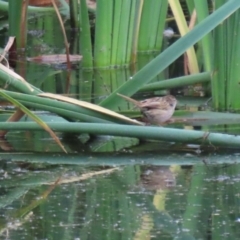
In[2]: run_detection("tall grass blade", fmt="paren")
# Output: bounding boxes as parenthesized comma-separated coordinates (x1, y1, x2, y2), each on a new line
(125, 0, 137, 63)
(155, 1, 168, 51)
(50, 0, 71, 92)
(168, 0, 199, 74)
(131, 0, 143, 63)
(8, 0, 26, 47)
(194, 0, 213, 71)
(1, 122, 240, 148)
(80, 0, 93, 68)
(226, 11, 240, 110)
(115, 0, 132, 66)
(140, 72, 211, 91)
(100, 0, 240, 109)
(94, 0, 113, 67)
(138, 0, 162, 52)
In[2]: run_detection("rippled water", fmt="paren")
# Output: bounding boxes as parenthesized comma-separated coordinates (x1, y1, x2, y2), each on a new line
(1, 153, 240, 240)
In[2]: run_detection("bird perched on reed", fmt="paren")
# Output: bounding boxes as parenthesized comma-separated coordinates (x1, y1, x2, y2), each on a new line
(117, 93, 177, 125)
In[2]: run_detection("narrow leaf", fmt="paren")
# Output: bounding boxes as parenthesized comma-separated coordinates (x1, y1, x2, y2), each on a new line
(0, 90, 67, 153)
(38, 92, 144, 125)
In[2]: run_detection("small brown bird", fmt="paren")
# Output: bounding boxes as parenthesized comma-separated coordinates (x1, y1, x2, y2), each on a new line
(117, 93, 177, 125)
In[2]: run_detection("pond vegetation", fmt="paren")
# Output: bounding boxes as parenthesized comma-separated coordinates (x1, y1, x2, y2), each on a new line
(0, 0, 240, 239)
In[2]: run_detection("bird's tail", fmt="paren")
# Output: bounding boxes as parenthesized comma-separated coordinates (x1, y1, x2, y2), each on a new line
(117, 93, 140, 107)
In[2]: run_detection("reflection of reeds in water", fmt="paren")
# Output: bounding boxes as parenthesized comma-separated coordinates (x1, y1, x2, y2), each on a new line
(140, 166, 176, 191)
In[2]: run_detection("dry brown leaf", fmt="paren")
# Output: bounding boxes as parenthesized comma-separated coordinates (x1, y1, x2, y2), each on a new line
(27, 54, 82, 64)
(38, 93, 144, 125)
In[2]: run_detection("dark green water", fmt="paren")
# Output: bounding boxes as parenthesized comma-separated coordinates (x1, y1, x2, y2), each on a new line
(0, 151, 240, 240)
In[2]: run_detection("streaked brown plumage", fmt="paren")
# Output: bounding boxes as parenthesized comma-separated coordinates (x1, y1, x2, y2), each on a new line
(117, 93, 177, 124)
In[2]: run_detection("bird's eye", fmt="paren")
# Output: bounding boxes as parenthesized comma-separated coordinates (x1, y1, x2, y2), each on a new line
(169, 103, 173, 107)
